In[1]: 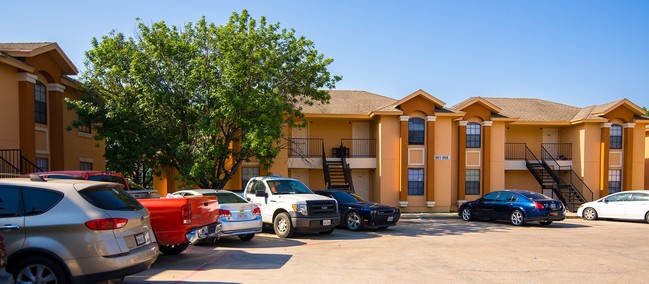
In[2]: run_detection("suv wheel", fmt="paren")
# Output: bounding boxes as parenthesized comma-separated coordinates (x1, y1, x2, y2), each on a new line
(14, 255, 69, 284)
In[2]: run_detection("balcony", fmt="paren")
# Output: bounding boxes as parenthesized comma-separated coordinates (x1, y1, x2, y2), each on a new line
(288, 138, 377, 169)
(505, 143, 572, 170)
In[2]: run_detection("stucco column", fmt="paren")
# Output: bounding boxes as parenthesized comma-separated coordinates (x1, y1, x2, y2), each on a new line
(599, 123, 611, 197)
(482, 121, 492, 194)
(47, 83, 66, 170)
(458, 120, 467, 204)
(426, 116, 436, 207)
(17, 73, 37, 165)
(623, 123, 635, 191)
(399, 116, 409, 207)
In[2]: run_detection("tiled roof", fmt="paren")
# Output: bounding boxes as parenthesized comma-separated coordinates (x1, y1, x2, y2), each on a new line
(299, 90, 397, 115)
(482, 98, 582, 121)
(0, 42, 54, 53)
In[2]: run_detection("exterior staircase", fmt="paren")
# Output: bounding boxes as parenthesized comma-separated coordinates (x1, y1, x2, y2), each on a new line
(0, 149, 43, 177)
(322, 145, 354, 192)
(524, 146, 592, 212)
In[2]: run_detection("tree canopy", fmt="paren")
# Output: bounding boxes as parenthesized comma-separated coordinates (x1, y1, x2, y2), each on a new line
(69, 10, 340, 189)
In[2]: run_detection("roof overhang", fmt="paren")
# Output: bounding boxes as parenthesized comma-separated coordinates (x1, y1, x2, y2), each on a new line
(0, 52, 35, 72)
(453, 97, 502, 113)
(2, 43, 78, 75)
(592, 99, 646, 117)
(392, 89, 446, 108)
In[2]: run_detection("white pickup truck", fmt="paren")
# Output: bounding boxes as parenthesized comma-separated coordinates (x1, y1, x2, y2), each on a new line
(243, 176, 340, 238)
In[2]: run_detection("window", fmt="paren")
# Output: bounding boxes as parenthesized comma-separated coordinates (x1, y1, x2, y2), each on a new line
(610, 124, 622, 149)
(407, 168, 424, 195)
(608, 169, 621, 194)
(78, 122, 91, 134)
(604, 192, 630, 202)
(0, 186, 22, 217)
(408, 118, 425, 145)
(241, 167, 259, 188)
(481, 192, 499, 201)
(22, 188, 64, 216)
(34, 81, 47, 124)
(80, 161, 93, 171)
(631, 193, 649, 201)
(36, 157, 49, 172)
(496, 192, 514, 202)
(465, 169, 480, 195)
(79, 185, 144, 211)
(466, 122, 481, 148)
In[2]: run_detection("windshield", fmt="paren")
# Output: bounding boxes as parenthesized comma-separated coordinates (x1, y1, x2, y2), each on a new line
(215, 192, 248, 204)
(266, 180, 314, 194)
(330, 191, 365, 203)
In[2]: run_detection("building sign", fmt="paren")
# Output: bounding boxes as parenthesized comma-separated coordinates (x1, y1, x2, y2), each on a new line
(434, 155, 450, 160)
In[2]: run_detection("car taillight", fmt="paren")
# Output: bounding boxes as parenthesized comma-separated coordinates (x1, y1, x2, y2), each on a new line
(182, 203, 192, 225)
(218, 209, 232, 218)
(533, 202, 544, 209)
(252, 207, 261, 215)
(85, 218, 128, 230)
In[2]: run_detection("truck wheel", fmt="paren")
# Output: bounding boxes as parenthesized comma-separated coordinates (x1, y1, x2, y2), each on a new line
(274, 212, 294, 238)
(159, 242, 189, 255)
(238, 234, 255, 241)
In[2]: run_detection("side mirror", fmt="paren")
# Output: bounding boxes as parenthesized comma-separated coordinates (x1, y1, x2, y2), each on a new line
(255, 189, 268, 197)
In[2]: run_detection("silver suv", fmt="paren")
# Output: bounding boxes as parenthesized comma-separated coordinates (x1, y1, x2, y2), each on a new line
(0, 176, 159, 283)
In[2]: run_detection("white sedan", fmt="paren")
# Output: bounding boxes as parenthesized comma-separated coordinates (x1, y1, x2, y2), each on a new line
(171, 189, 263, 241)
(577, 190, 649, 223)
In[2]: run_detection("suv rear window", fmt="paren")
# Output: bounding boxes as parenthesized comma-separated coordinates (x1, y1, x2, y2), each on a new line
(79, 185, 144, 211)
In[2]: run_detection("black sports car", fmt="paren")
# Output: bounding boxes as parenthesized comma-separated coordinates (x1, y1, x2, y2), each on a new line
(315, 190, 400, 231)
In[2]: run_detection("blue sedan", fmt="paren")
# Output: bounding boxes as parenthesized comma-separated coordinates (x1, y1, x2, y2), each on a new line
(315, 190, 400, 231)
(458, 190, 565, 226)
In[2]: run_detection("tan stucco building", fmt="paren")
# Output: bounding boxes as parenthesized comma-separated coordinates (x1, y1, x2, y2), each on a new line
(0, 43, 105, 175)
(219, 89, 648, 213)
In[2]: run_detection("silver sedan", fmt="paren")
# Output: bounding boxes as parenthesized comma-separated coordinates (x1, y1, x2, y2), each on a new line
(170, 189, 263, 241)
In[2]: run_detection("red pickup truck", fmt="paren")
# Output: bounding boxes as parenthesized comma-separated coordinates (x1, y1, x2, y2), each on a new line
(34, 171, 220, 255)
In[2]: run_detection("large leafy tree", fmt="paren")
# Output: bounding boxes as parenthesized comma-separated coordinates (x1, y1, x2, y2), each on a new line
(69, 10, 340, 189)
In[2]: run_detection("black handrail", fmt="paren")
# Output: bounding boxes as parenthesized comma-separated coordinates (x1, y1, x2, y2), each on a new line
(288, 138, 323, 157)
(338, 144, 355, 193)
(341, 139, 376, 157)
(505, 143, 527, 160)
(322, 143, 330, 188)
(541, 143, 572, 160)
(541, 145, 593, 202)
(0, 149, 43, 175)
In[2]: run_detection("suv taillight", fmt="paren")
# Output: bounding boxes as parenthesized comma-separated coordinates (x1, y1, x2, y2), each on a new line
(85, 218, 128, 230)
(252, 207, 261, 215)
(182, 203, 192, 224)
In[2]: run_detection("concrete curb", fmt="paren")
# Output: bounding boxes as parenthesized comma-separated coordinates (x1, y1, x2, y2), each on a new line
(400, 212, 580, 220)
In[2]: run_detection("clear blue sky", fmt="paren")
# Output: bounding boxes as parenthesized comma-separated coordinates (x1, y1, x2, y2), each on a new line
(2, 0, 648, 109)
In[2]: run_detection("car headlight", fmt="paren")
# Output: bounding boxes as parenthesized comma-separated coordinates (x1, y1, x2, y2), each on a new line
(293, 204, 308, 216)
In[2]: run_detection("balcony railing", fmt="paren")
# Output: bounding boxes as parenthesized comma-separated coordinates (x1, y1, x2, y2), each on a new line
(289, 138, 377, 158)
(505, 143, 526, 160)
(541, 143, 572, 160)
(288, 138, 323, 157)
(341, 139, 376, 157)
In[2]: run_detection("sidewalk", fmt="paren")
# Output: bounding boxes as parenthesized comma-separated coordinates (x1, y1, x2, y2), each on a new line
(400, 211, 579, 220)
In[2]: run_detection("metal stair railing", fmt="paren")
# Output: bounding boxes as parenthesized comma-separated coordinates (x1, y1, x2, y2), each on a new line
(338, 144, 354, 193)
(540, 146, 592, 211)
(0, 149, 43, 176)
(322, 143, 331, 189)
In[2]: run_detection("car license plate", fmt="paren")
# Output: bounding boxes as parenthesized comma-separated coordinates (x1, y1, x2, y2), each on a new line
(135, 233, 146, 246)
(238, 212, 247, 219)
(387, 216, 394, 222)
(322, 219, 331, 226)
(549, 212, 558, 216)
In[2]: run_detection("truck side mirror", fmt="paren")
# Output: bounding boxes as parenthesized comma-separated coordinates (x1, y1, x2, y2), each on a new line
(255, 189, 268, 197)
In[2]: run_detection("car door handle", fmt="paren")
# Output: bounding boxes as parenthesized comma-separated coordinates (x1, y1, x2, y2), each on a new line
(1, 224, 20, 230)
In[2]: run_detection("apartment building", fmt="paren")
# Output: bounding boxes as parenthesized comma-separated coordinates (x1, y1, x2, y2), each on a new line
(243, 90, 648, 213)
(0, 43, 105, 175)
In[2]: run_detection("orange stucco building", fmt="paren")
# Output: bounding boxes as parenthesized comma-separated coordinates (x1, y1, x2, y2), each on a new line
(221, 90, 648, 213)
(0, 43, 105, 175)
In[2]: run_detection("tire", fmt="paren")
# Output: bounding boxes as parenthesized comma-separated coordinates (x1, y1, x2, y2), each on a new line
(345, 212, 363, 231)
(13, 255, 70, 284)
(582, 207, 598, 220)
(510, 210, 525, 226)
(159, 242, 190, 255)
(460, 207, 472, 221)
(645, 212, 649, 224)
(319, 227, 335, 235)
(273, 212, 294, 238)
(238, 234, 255, 241)
(539, 221, 553, 226)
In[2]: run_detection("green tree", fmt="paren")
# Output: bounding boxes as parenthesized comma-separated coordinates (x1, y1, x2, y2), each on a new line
(68, 10, 340, 189)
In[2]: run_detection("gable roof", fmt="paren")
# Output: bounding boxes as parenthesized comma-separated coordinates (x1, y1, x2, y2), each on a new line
(393, 89, 446, 108)
(0, 42, 78, 75)
(451, 96, 503, 113)
(299, 90, 398, 116)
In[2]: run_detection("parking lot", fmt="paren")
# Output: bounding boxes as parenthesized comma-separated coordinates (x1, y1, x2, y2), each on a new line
(125, 215, 649, 284)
